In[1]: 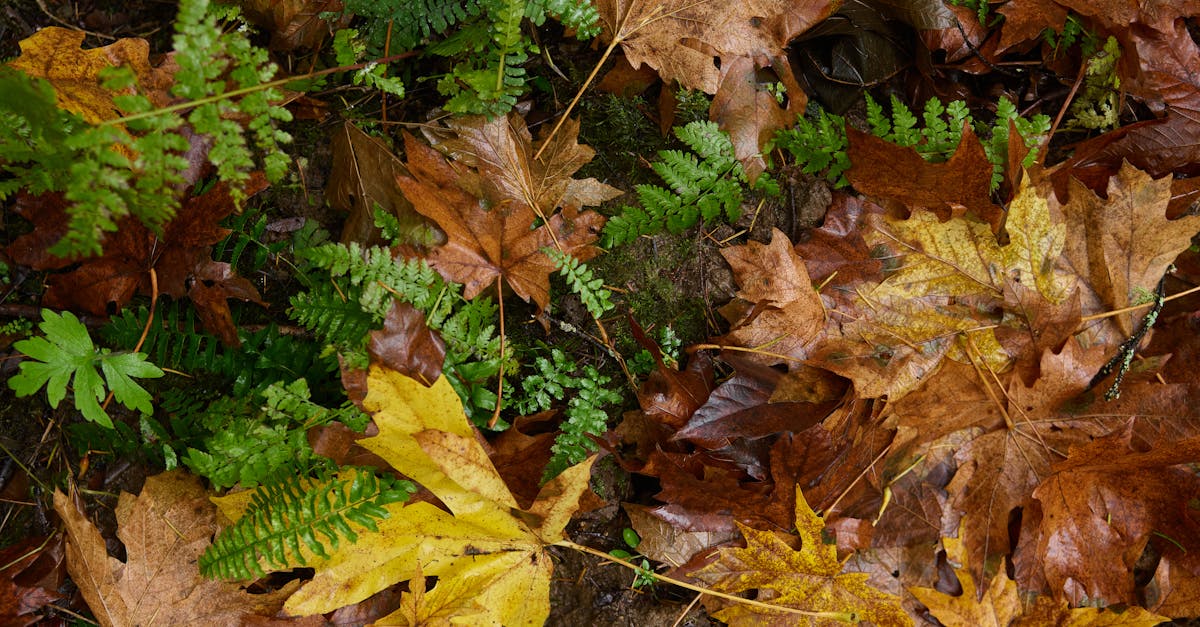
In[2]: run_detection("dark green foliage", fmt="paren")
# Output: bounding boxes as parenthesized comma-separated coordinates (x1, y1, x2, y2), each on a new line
(602, 121, 779, 247)
(101, 301, 337, 398)
(0, 0, 292, 257)
(338, 0, 599, 116)
(199, 469, 415, 580)
(180, 379, 369, 489)
(213, 207, 289, 272)
(767, 104, 851, 188)
(515, 348, 622, 480)
(546, 248, 614, 318)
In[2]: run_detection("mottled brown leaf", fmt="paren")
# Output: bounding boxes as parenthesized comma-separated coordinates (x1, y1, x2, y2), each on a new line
(367, 302, 446, 387)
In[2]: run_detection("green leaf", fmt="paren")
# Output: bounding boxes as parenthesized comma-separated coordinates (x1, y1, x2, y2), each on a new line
(9, 309, 162, 428)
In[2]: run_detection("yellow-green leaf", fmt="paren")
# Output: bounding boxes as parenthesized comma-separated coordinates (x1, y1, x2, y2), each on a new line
(280, 368, 594, 626)
(693, 487, 911, 626)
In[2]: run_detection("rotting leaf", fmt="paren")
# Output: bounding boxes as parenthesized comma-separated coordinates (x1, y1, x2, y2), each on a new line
(693, 486, 911, 626)
(367, 302, 446, 387)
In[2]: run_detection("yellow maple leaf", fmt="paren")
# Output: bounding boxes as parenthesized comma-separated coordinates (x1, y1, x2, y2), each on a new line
(910, 533, 1167, 627)
(275, 368, 594, 626)
(7, 27, 173, 126)
(812, 173, 1074, 399)
(693, 486, 911, 626)
(374, 566, 487, 626)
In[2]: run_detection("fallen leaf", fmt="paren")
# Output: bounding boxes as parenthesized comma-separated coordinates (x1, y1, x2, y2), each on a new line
(326, 121, 438, 246)
(278, 369, 595, 626)
(910, 532, 1169, 627)
(693, 486, 911, 626)
(846, 124, 1003, 229)
(593, 0, 836, 95)
(7, 27, 174, 127)
(1057, 161, 1200, 337)
(9, 175, 269, 344)
(238, 0, 350, 51)
(396, 114, 614, 312)
(0, 536, 63, 626)
(1030, 428, 1200, 606)
(54, 471, 295, 627)
(367, 302, 446, 387)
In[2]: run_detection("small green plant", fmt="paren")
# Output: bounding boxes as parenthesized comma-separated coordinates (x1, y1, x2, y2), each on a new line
(515, 348, 623, 480)
(946, 0, 996, 26)
(0, 0, 292, 257)
(547, 249, 615, 319)
(602, 121, 779, 247)
(199, 468, 415, 579)
(338, 0, 600, 116)
(1068, 36, 1121, 131)
(772, 94, 1051, 192)
(609, 528, 656, 589)
(179, 378, 370, 489)
(1043, 13, 1101, 56)
(629, 325, 681, 376)
(8, 309, 163, 428)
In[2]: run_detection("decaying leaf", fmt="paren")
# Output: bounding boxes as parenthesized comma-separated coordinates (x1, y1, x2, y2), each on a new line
(53, 471, 295, 627)
(278, 369, 595, 626)
(693, 486, 911, 626)
(910, 533, 1168, 627)
(7, 175, 269, 345)
(396, 114, 617, 312)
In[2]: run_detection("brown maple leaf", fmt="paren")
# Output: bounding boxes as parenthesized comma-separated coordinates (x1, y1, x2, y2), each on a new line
(1028, 428, 1200, 607)
(54, 471, 297, 626)
(7, 175, 269, 345)
(846, 124, 1003, 230)
(396, 114, 617, 312)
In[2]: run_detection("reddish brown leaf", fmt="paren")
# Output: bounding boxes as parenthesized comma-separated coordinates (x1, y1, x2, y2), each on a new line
(846, 124, 1003, 230)
(709, 56, 805, 183)
(0, 536, 63, 626)
(367, 302, 446, 387)
(238, 0, 349, 50)
(9, 175, 268, 343)
(396, 115, 613, 312)
(1030, 428, 1200, 606)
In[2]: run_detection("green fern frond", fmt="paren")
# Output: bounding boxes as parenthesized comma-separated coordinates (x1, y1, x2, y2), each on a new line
(0, 0, 293, 257)
(543, 365, 621, 481)
(199, 468, 414, 580)
(546, 249, 614, 319)
(602, 121, 774, 247)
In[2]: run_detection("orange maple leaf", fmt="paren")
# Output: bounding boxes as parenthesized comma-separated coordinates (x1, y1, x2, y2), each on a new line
(395, 114, 617, 312)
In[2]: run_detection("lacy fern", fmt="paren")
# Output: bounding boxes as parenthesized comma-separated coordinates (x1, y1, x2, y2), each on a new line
(546, 248, 614, 318)
(0, 0, 291, 257)
(199, 468, 414, 580)
(515, 348, 622, 480)
(773, 94, 1051, 192)
(603, 121, 779, 247)
(290, 241, 509, 423)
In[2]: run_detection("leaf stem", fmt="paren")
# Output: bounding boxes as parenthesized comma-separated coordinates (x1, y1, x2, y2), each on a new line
(103, 52, 418, 127)
(555, 539, 857, 622)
